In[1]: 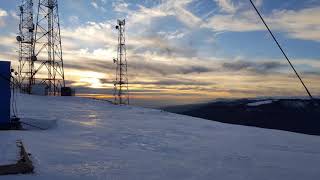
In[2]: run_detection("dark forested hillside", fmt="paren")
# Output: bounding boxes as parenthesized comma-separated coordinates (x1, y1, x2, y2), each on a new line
(163, 99, 320, 135)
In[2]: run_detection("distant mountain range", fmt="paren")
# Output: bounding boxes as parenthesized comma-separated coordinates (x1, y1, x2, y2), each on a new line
(163, 98, 320, 136)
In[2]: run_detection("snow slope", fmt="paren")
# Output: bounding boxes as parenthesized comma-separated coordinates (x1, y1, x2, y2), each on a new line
(1, 94, 320, 180)
(0, 141, 18, 165)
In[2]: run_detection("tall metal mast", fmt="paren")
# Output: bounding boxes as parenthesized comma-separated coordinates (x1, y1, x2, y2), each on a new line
(17, 0, 35, 93)
(113, 19, 129, 105)
(33, 0, 65, 95)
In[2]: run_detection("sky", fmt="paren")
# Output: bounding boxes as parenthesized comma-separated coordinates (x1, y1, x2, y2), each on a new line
(0, 0, 320, 108)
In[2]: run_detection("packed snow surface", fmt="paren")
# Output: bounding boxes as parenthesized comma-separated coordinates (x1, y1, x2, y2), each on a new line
(1, 94, 320, 180)
(0, 141, 18, 165)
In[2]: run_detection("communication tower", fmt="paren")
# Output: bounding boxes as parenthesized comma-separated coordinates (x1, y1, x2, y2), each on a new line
(33, 0, 65, 95)
(113, 19, 129, 105)
(16, 0, 35, 93)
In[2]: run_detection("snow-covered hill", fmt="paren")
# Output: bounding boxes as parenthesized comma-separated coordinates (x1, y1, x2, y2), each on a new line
(164, 98, 320, 135)
(1, 94, 320, 180)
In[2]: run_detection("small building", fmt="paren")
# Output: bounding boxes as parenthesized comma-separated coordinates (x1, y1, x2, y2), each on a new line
(31, 84, 48, 96)
(0, 61, 11, 125)
(61, 87, 75, 96)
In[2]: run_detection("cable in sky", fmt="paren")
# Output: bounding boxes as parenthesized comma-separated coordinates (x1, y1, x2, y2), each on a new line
(249, 0, 314, 100)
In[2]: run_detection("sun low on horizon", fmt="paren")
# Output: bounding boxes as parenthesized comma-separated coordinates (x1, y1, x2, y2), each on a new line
(0, 0, 320, 107)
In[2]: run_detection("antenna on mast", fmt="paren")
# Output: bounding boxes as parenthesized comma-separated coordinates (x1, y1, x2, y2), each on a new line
(113, 19, 129, 105)
(16, 0, 35, 94)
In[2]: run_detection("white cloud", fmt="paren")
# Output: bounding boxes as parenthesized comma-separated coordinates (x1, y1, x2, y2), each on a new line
(214, 0, 263, 14)
(0, 8, 8, 27)
(113, 0, 201, 29)
(62, 21, 117, 48)
(253, 0, 263, 7)
(68, 16, 79, 24)
(214, 0, 238, 14)
(270, 7, 320, 41)
(203, 12, 263, 32)
(157, 30, 185, 40)
(173, 4, 202, 28)
(164, 0, 202, 28)
(100, 0, 107, 4)
(9, 10, 19, 20)
(0, 34, 17, 49)
(0, 8, 7, 16)
(91, 0, 107, 12)
(60, 19, 192, 59)
(134, 4, 172, 21)
(91, 2, 98, 9)
(112, 1, 129, 12)
(204, 5, 320, 41)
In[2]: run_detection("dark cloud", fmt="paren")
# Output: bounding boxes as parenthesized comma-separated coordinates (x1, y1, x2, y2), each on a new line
(222, 61, 286, 73)
(72, 86, 113, 94)
(180, 66, 212, 74)
(223, 61, 252, 71)
(63, 58, 114, 72)
(302, 71, 320, 76)
(129, 79, 211, 86)
(99, 78, 113, 84)
(62, 56, 290, 79)
(129, 54, 213, 76)
(63, 53, 213, 77)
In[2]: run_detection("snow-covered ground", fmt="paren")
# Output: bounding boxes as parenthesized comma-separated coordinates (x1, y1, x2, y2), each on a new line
(0, 141, 18, 165)
(1, 94, 320, 180)
(247, 100, 274, 106)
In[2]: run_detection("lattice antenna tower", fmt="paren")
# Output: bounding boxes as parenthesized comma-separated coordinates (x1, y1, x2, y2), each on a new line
(16, 0, 35, 93)
(113, 19, 129, 105)
(33, 0, 65, 95)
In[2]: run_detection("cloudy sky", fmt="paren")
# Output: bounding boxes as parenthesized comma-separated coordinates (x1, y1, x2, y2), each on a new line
(0, 0, 320, 107)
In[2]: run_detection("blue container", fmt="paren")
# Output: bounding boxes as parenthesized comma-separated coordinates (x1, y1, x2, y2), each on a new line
(0, 61, 11, 124)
